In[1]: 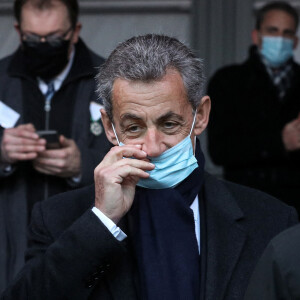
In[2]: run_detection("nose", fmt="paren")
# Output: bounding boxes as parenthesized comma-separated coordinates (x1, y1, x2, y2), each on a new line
(141, 128, 166, 157)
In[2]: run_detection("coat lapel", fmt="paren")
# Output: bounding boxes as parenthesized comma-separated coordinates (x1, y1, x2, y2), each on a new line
(202, 174, 247, 300)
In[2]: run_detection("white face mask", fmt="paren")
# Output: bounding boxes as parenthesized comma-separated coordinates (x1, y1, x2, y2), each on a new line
(112, 113, 199, 189)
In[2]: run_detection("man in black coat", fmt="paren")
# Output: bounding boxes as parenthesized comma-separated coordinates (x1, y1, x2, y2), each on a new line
(244, 223, 300, 300)
(207, 2, 300, 213)
(0, 0, 111, 293)
(1, 34, 298, 300)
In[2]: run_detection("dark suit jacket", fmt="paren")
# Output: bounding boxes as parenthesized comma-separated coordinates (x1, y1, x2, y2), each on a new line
(244, 224, 300, 300)
(1, 174, 298, 300)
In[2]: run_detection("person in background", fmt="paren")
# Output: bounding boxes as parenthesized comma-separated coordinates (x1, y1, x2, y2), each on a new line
(0, 0, 111, 293)
(244, 223, 300, 300)
(1, 34, 297, 300)
(207, 1, 300, 214)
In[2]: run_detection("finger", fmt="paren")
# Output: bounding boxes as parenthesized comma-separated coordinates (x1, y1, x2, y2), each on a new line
(33, 164, 59, 175)
(95, 160, 154, 186)
(114, 157, 155, 171)
(96, 156, 154, 177)
(59, 135, 72, 147)
(9, 152, 38, 161)
(37, 148, 67, 159)
(34, 157, 64, 168)
(18, 123, 36, 132)
(100, 145, 148, 167)
(113, 164, 152, 183)
(5, 144, 46, 153)
(7, 128, 40, 140)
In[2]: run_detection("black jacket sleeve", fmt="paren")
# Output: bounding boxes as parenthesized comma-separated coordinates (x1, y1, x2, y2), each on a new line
(1, 203, 126, 300)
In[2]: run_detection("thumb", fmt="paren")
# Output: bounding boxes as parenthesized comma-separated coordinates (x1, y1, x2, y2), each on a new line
(20, 123, 36, 132)
(59, 135, 72, 147)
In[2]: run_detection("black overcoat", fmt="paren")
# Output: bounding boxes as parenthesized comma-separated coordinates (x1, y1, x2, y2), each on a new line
(1, 173, 298, 300)
(0, 39, 112, 293)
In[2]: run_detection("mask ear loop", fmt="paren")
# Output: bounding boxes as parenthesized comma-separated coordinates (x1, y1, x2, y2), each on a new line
(111, 123, 121, 145)
(189, 110, 197, 154)
(189, 111, 197, 136)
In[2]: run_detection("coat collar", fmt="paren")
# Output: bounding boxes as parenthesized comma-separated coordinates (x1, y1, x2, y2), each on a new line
(202, 173, 246, 300)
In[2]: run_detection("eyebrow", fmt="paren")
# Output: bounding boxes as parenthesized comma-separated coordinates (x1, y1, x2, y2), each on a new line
(23, 30, 64, 36)
(156, 111, 184, 123)
(283, 29, 296, 34)
(120, 113, 143, 123)
(120, 111, 184, 124)
(265, 26, 279, 31)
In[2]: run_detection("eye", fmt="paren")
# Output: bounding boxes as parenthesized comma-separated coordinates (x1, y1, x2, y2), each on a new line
(164, 121, 177, 129)
(127, 125, 141, 133)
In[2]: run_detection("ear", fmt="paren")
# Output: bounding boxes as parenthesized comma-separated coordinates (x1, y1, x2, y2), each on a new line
(14, 23, 22, 43)
(100, 108, 119, 146)
(293, 36, 298, 49)
(193, 95, 211, 136)
(71, 22, 82, 44)
(251, 29, 260, 46)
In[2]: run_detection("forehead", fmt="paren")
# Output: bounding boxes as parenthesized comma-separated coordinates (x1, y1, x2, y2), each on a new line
(261, 9, 296, 30)
(111, 70, 192, 120)
(20, 1, 70, 33)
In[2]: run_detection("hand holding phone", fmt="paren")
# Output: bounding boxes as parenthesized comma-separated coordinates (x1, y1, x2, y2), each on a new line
(36, 130, 61, 149)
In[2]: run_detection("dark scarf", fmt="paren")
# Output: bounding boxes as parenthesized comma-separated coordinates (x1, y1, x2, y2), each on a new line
(128, 141, 205, 300)
(250, 45, 295, 100)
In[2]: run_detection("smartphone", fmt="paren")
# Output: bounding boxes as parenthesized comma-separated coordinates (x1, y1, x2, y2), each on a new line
(36, 130, 61, 149)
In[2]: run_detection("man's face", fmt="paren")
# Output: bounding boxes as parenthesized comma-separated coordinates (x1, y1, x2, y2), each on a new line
(102, 70, 210, 158)
(17, 1, 80, 54)
(255, 9, 298, 49)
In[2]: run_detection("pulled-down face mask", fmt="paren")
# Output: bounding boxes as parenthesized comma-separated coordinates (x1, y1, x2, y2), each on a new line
(112, 112, 199, 189)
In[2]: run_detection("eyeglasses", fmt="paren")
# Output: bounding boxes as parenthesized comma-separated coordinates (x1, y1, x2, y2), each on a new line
(21, 27, 73, 47)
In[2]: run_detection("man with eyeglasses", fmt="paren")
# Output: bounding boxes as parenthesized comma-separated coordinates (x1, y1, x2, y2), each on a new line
(0, 0, 111, 293)
(208, 2, 300, 214)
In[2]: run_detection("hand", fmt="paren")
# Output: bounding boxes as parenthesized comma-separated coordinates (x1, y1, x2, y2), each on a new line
(0, 123, 46, 164)
(282, 114, 300, 151)
(94, 145, 155, 224)
(33, 135, 81, 178)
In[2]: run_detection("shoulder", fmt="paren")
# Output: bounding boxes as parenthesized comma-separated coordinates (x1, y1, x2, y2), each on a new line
(205, 173, 297, 222)
(229, 179, 295, 219)
(87, 48, 105, 66)
(32, 184, 95, 237)
(292, 60, 300, 76)
(209, 64, 242, 81)
(76, 39, 105, 67)
(208, 61, 250, 91)
(270, 224, 300, 258)
(0, 54, 14, 75)
(260, 224, 300, 290)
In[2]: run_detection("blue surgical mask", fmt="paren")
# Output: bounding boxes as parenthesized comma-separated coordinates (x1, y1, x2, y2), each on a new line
(260, 36, 294, 68)
(112, 113, 199, 189)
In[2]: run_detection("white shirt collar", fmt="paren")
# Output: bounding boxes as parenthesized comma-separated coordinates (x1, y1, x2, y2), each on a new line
(38, 47, 75, 94)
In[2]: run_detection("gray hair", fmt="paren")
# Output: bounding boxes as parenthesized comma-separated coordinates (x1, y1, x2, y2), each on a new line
(96, 34, 205, 121)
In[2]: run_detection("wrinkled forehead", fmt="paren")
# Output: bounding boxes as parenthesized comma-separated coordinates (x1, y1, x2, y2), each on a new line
(110, 72, 192, 123)
(261, 9, 297, 31)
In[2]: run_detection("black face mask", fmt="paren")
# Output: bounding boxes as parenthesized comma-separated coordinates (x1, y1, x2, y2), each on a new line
(22, 40, 70, 81)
